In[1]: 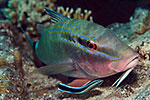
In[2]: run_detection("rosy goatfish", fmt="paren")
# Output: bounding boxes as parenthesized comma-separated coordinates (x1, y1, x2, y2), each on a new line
(21, 7, 139, 94)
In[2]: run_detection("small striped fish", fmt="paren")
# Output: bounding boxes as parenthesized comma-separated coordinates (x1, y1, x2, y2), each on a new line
(21, 7, 139, 94)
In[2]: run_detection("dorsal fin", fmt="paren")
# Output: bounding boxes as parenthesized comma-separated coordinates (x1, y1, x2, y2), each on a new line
(44, 7, 69, 23)
(36, 24, 47, 35)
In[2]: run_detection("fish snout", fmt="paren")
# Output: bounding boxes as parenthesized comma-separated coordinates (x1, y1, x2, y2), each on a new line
(122, 53, 139, 71)
(111, 53, 139, 72)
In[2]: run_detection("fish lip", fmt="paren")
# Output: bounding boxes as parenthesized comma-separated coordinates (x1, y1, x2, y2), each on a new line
(122, 53, 139, 71)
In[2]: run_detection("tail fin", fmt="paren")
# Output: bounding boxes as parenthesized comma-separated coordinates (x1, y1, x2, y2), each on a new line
(20, 27, 34, 48)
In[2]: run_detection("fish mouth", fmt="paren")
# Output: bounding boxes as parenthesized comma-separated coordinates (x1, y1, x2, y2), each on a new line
(122, 53, 139, 71)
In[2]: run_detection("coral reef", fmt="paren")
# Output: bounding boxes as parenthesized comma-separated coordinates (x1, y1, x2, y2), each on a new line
(1, 0, 57, 40)
(1, 0, 93, 41)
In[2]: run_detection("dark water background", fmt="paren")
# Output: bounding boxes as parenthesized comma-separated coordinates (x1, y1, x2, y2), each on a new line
(56, 0, 150, 26)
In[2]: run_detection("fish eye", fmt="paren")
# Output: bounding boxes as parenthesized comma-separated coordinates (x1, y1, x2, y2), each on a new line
(87, 41, 97, 51)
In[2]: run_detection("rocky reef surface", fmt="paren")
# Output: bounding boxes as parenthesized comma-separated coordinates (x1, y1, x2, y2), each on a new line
(0, 1, 150, 99)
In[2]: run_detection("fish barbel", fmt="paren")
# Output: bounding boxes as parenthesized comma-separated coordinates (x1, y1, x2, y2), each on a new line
(21, 7, 139, 94)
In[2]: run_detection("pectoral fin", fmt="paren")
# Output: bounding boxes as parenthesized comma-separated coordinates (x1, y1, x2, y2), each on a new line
(58, 79, 103, 94)
(32, 63, 75, 75)
(36, 24, 47, 35)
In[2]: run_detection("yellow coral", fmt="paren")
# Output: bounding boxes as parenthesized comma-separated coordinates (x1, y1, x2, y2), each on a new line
(2, 0, 56, 40)
(57, 6, 93, 22)
(2, 0, 93, 40)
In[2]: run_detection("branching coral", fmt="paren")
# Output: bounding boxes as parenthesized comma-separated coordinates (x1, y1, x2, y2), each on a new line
(1, 0, 57, 39)
(57, 6, 93, 22)
(1, 0, 93, 40)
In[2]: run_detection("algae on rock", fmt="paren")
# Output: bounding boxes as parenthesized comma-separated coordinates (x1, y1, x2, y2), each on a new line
(0, 22, 28, 100)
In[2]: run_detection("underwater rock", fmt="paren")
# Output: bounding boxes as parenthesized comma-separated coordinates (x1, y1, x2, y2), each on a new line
(134, 81, 150, 100)
(0, 22, 28, 100)
(108, 8, 150, 44)
(107, 22, 133, 43)
(106, 8, 150, 100)
(130, 8, 150, 35)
